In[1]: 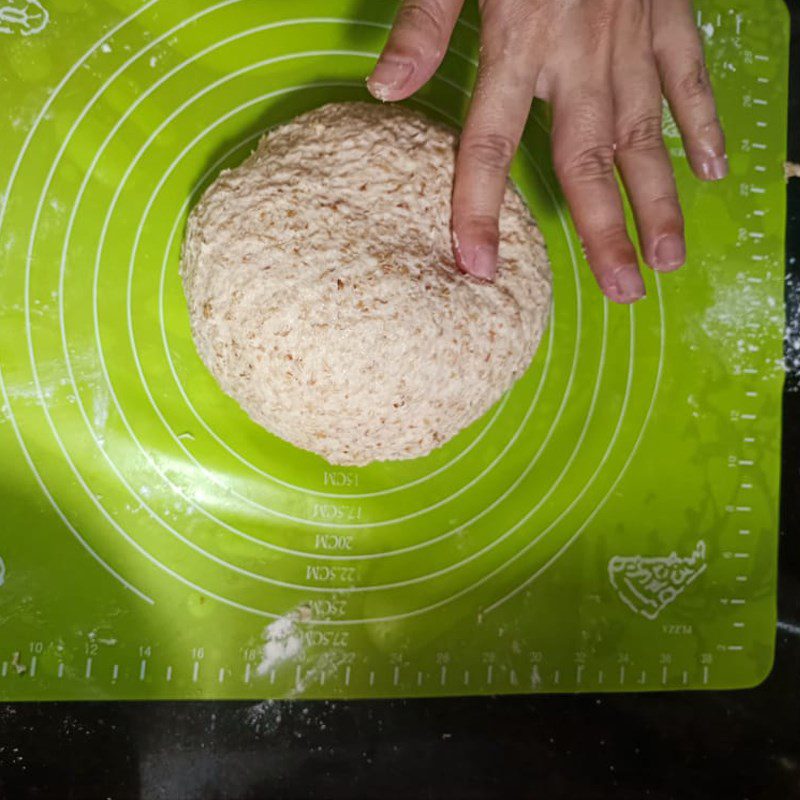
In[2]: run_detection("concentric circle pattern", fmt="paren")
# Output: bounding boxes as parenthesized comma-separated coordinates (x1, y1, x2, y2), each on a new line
(1, 0, 664, 629)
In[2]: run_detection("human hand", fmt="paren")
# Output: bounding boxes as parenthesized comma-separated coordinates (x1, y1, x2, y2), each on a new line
(367, 0, 727, 304)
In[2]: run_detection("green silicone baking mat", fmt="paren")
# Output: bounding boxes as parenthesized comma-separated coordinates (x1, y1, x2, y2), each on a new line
(0, 0, 789, 700)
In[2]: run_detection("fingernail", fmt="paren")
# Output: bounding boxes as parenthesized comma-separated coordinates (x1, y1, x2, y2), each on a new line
(701, 154, 729, 181)
(455, 237, 498, 280)
(472, 245, 498, 280)
(457, 242, 497, 281)
(367, 58, 414, 100)
(607, 267, 646, 304)
(653, 234, 686, 272)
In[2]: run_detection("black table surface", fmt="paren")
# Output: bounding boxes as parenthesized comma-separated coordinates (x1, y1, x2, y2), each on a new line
(2, 6, 799, 800)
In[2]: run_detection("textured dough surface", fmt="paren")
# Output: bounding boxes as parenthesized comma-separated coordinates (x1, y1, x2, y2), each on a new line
(181, 102, 552, 466)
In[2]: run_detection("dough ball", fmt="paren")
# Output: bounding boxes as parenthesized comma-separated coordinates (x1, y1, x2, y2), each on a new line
(181, 102, 551, 466)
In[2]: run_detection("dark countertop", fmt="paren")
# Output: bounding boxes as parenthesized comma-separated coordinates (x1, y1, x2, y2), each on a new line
(1, 6, 799, 800)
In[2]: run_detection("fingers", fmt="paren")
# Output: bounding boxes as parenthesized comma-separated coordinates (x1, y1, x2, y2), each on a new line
(552, 76, 645, 304)
(613, 7, 685, 273)
(452, 21, 539, 280)
(367, 0, 464, 102)
(653, 0, 727, 181)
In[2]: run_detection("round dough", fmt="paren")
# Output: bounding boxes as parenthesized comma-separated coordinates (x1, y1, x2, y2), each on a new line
(181, 102, 551, 466)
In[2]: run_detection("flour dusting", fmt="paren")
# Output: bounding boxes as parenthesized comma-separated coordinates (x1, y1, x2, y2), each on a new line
(256, 609, 308, 677)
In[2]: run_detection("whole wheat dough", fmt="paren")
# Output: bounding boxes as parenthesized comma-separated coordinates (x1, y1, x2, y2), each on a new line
(181, 102, 551, 466)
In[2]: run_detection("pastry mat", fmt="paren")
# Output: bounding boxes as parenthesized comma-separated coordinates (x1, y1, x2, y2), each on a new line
(0, 0, 789, 699)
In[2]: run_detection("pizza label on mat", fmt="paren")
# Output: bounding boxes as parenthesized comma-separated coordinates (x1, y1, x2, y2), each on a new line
(608, 542, 707, 621)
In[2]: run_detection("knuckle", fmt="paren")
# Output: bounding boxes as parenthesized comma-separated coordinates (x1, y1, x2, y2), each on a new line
(649, 196, 685, 228)
(596, 223, 632, 246)
(581, 0, 620, 43)
(583, 225, 635, 263)
(479, 0, 540, 55)
(463, 133, 516, 172)
(695, 116, 724, 140)
(559, 143, 616, 182)
(677, 59, 712, 100)
(397, 0, 445, 37)
(457, 213, 500, 242)
(650, 191, 681, 211)
(617, 114, 664, 153)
